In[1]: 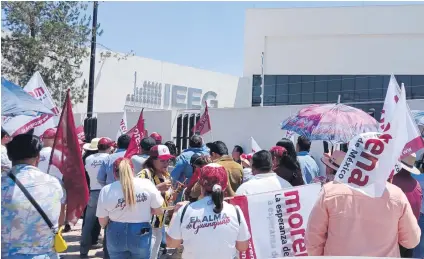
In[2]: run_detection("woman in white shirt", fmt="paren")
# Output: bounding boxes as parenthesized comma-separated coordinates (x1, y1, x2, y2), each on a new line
(96, 157, 164, 259)
(166, 163, 251, 259)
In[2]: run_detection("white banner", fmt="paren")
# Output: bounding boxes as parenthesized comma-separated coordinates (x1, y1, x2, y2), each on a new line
(116, 110, 128, 140)
(251, 137, 262, 153)
(335, 85, 409, 197)
(229, 184, 321, 258)
(380, 75, 424, 159)
(2, 72, 59, 136)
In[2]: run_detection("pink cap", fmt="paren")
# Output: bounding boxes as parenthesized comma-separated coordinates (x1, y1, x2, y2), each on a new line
(150, 132, 162, 144)
(149, 145, 174, 160)
(98, 137, 114, 148)
(42, 128, 57, 140)
(199, 163, 228, 192)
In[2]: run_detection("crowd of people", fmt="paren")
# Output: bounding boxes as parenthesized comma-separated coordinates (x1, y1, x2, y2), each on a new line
(1, 127, 424, 259)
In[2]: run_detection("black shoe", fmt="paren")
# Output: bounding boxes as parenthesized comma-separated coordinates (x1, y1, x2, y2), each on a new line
(63, 224, 71, 233)
(80, 254, 89, 258)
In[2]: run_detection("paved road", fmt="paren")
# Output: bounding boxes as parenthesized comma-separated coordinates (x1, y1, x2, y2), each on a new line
(60, 220, 104, 259)
(59, 221, 182, 259)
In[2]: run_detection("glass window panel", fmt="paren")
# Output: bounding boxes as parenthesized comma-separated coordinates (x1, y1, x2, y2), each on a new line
(264, 75, 276, 106)
(327, 75, 341, 103)
(288, 76, 302, 105)
(301, 75, 314, 104)
(252, 94, 261, 106)
(355, 76, 369, 101)
(252, 85, 261, 97)
(314, 75, 328, 103)
(252, 75, 262, 87)
(276, 75, 289, 105)
(396, 75, 412, 98)
(369, 76, 384, 102)
(382, 75, 390, 97)
(411, 75, 424, 99)
(341, 75, 355, 102)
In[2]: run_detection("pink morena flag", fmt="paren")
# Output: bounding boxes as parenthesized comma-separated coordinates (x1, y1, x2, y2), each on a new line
(124, 109, 146, 158)
(251, 137, 262, 153)
(75, 125, 85, 141)
(192, 102, 211, 135)
(380, 75, 424, 159)
(48, 90, 88, 224)
(116, 110, 128, 140)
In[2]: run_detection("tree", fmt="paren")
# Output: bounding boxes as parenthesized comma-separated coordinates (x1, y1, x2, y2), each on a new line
(1, 1, 103, 105)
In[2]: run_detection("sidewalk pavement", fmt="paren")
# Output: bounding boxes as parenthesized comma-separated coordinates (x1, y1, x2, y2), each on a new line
(60, 220, 104, 259)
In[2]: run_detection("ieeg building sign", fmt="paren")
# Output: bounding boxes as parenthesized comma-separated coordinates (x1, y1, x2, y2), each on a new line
(73, 53, 249, 114)
(125, 77, 219, 111)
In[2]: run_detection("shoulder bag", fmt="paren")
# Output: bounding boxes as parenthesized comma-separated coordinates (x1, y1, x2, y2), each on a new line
(8, 172, 68, 253)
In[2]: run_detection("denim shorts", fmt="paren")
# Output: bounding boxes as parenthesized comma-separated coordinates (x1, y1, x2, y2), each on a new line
(106, 221, 152, 259)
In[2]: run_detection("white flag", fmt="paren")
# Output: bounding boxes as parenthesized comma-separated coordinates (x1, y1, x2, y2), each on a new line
(380, 75, 424, 158)
(2, 72, 59, 136)
(335, 85, 409, 197)
(251, 137, 262, 153)
(116, 110, 128, 140)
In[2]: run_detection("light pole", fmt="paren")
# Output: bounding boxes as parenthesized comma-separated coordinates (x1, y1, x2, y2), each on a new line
(84, 1, 98, 142)
(87, 1, 98, 118)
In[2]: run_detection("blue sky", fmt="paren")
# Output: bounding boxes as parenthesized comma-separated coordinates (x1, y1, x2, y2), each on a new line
(96, 1, 421, 76)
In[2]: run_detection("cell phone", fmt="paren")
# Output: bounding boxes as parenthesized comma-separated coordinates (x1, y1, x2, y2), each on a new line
(139, 227, 150, 235)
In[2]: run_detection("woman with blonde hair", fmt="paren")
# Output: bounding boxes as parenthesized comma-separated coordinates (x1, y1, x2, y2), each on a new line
(96, 158, 164, 259)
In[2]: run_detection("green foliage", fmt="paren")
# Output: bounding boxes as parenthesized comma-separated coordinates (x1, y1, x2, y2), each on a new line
(1, 1, 103, 105)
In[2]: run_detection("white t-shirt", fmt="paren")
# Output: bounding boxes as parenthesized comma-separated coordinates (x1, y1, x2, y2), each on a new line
(38, 147, 62, 180)
(96, 178, 164, 223)
(236, 172, 292, 196)
(167, 196, 251, 259)
(85, 153, 109, 190)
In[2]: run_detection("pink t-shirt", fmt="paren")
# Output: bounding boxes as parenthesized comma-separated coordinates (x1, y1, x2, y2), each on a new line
(392, 170, 423, 220)
(305, 181, 421, 257)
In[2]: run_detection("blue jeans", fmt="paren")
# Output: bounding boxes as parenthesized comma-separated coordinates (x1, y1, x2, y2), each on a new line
(106, 221, 152, 259)
(80, 190, 101, 254)
(414, 213, 424, 258)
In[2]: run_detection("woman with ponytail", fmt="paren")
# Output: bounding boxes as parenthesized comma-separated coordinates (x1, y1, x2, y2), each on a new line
(96, 158, 164, 259)
(166, 163, 251, 259)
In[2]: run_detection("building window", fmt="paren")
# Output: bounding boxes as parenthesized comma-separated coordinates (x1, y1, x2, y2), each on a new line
(301, 75, 314, 104)
(264, 75, 276, 106)
(276, 75, 289, 105)
(251, 75, 261, 106)
(411, 76, 424, 99)
(252, 74, 424, 114)
(314, 75, 328, 103)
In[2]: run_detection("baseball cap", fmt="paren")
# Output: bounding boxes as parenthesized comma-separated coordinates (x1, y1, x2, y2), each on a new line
(98, 137, 114, 148)
(42, 128, 57, 140)
(199, 163, 228, 192)
(149, 145, 175, 160)
(140, 137, 156, 151)
(150, 132, 162, 144)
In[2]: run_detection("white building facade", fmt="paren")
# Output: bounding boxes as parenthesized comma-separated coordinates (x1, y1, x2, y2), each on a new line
(74, 53, 251, 115)
(244, 5, 424, 117)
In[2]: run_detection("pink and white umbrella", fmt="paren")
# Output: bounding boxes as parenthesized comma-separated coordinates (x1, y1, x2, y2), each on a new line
(281, 103, 378, 143)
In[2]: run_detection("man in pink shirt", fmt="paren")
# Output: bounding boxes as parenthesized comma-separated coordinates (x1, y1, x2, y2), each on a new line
(305, 180, 421, 257)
